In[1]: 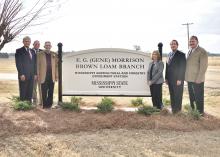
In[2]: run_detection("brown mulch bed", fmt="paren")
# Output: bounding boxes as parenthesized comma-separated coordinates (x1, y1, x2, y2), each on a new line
(1, 103, 220, 138)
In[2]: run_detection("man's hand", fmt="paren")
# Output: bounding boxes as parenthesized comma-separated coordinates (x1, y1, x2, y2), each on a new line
(177, 80, 182, 86)
(165, 79, 168, 85)
(20, 75, 25, 81)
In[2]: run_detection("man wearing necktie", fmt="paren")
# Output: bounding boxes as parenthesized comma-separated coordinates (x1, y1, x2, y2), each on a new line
(165, 40, 186, 114)
(32, 40, 42, 54)
(32, 40, 43, 105)
(15, 36, 37, 102)
(185, 36, 208, 115)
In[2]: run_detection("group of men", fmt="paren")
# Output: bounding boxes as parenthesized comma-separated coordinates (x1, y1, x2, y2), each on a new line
(15, 36, 58, 109)
(15, 35, 208, 113)
(166, 35, 208, 115)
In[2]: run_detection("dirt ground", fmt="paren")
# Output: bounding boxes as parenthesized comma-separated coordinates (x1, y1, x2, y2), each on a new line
(1, 57, 220, 157)
(1, 102, 220, 157)
(1, 129, 220, 157)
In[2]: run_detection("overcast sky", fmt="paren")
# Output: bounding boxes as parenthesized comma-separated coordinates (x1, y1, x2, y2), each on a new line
(2, 0, 220, 54)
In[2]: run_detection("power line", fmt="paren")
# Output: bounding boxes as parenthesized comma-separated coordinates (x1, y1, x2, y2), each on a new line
(182, 22, 194, 49)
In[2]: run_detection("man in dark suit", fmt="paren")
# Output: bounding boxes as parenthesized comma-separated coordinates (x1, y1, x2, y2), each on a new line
(15, 36, 37, 102)
(165, 40, 186, 113)
(32, 40, 42, 105)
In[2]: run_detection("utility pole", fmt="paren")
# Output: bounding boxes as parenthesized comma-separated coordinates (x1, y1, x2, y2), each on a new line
(182, 22, 193, 49)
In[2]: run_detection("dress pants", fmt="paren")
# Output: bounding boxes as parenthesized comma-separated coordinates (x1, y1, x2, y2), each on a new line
(32, 79, 38, 104)
(19, 76, 34, 102)
(187, 82, 204, 114)
(41, 75, 54, 108)
(150, 83, 162, 109)
(168, 82, 184, 113)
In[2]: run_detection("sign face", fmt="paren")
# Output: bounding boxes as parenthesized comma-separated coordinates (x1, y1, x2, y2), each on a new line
(62, 48, 151, 96)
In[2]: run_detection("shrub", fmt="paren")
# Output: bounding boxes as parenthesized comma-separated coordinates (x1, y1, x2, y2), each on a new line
(13, 101, 33, 111)
(163, 98, 170, 106)
(71, 96, 82, 105)
(9, 95, 33, 111)
(61, 102, 80, 111)
(184, 104, 201, 120)
(131, 97, 144, 107)
(61, 96, 82, 111)
(96, 97, 114, 113)
(188, 108, 201, 120)
(137, 106, 160, 116)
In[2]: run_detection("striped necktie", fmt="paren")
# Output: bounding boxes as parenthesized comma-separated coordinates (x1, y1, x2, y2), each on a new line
(188, 49, 192, 57)
(167, 52, 174, 64)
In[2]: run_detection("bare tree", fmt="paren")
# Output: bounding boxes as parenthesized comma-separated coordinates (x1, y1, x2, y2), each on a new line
(0, 0, 60, 51)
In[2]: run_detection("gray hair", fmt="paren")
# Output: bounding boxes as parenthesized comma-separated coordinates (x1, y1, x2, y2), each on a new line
(33, 40, 40, 44)
(44, 41, 51, 45)
(23, 36, 31, 42)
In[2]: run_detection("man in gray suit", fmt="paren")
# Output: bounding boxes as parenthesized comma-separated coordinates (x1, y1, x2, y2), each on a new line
(185, 36, 208, 114)
(32, 40, 42, 105)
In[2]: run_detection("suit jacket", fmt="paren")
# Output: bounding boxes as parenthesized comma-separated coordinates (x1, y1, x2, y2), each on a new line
(32, 48, 43, 55)
(37, 51, 58, 84)
(165, 50, 186, 84)
(185, 46, 208, 82)
(147, 60, 164, 84)
(15, 46, 37, 80)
